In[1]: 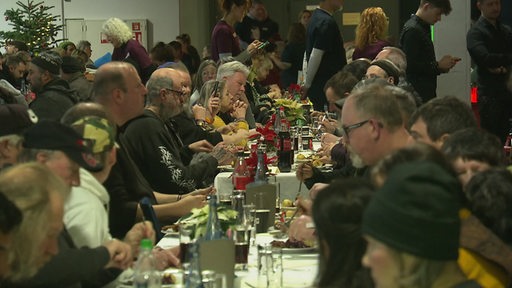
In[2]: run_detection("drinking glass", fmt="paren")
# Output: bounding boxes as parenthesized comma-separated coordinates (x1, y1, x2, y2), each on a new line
(202, 270, 226, 288)
(218, 191, 232, 207)
(233, 225, 250, 270)
(257, 245, 283, 288)
(241, 204, 256, 245)
(179, 226, 193, 264)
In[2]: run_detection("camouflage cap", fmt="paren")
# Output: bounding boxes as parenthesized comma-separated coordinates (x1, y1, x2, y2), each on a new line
(71, 116, 116, 155)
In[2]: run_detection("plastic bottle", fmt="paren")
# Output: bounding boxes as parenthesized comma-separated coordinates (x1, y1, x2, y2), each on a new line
(133, 239, 161, 288)
(232, 151, 251, 191)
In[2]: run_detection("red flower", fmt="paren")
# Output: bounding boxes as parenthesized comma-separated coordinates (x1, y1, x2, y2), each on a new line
(251, 119, 277, 142)
(288, 83, 301, 94)
(245, 150, 277, 170)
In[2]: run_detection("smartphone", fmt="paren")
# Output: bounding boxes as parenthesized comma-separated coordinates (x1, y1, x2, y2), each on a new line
(257, 41, 270, 50)
(211, 81, 220, 98)
(139, 197, 163, 242)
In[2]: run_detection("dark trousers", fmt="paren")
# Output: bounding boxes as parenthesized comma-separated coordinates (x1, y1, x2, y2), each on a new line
(478, 88, 512, 143)
(308, 76, 329, 111)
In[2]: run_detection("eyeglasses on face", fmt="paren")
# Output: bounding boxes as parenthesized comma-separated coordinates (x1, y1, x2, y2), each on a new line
(341, 119, 370, 138)
(164, 88, 184, 97)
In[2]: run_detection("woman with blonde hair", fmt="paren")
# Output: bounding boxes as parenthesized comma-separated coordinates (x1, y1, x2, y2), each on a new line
(198, 80, 250, 147)
(102, 17, 155, 83)
(352, 7, 391, 61)
(1, 163, 70, 281)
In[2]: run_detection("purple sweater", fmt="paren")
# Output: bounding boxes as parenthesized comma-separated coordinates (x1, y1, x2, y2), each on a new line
(112, 39, 152, 69)
(352, 40, 391, 61)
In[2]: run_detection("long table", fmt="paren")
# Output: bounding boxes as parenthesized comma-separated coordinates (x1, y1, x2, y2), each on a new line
(214, 172, 310, 203)
(157, 233, 318, 288)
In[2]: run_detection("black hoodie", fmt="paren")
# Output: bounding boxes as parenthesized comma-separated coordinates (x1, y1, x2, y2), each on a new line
(29, 78, 78, 121)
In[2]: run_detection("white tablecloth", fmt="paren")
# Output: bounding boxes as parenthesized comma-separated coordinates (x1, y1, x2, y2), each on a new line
(157, 233, 318, 288)
(214, 172, 309, 203)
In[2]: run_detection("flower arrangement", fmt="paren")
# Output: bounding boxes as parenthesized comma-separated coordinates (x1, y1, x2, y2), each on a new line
(177, 205, 238, 240)
(273, 98, 306, 125)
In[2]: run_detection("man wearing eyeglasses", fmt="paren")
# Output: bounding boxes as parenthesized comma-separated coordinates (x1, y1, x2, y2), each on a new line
(340, 82, 410, 168)
(123, 67, 233, 196)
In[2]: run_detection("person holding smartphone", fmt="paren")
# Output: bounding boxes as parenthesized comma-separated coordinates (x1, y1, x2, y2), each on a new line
(211, 0, 262, 63)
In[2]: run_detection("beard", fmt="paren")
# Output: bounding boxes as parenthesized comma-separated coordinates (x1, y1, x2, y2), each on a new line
(346, 145, 366, 168)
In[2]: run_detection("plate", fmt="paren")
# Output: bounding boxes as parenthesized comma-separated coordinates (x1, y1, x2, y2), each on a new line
(217, 165, 234, 172)
(281, 247, 318, 254)
(161, 230, 179, 237)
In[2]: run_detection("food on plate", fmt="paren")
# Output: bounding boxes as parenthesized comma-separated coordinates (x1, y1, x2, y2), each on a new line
(162, 272, 177, 285)
(285, 210, 296, 218)
(297, 153, 306, 160)
(281, 198, 293, 207)
(312, 159, 323, 167)
(270, 239, 310, 248)
(161, 223, 180, 232)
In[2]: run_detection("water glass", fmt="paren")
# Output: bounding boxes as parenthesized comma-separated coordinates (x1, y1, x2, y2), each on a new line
(257, 245, 283, 288)
(218, 191, 232, 207)
(202, 270, 226, 288)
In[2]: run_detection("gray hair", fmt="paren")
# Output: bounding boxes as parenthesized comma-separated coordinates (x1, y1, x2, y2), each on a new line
(146, 75, 174, 104)
(102, 18, 133, 44)
(1, 163, 69, 281)
(0, 134, 23, 148)
(18, 148, 55, 163)
(350, 82, 404, 132)
(380, 46, 407, 74)
(216, 61, 249, 80)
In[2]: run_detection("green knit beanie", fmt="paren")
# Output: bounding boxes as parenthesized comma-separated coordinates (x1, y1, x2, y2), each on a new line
(362, 161, 461, 260)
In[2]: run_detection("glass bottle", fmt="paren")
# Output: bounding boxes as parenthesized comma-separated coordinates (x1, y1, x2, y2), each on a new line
(278, 119, 292, 172)
(232, 151, 251, 191)
(133, 239, 161, 288)
(504, 120, 512, 165)
(254, 144, 268, 183)
(185, 243, 204, 288)
(204, 195, 223, 241)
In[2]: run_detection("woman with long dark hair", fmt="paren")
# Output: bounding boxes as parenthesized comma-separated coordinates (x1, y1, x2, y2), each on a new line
(312, 178, 374, 288)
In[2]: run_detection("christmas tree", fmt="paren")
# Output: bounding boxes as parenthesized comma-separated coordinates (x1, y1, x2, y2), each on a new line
(0, 0, 64, 54)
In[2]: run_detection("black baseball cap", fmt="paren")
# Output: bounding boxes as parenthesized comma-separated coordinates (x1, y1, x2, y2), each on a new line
(22, 120, 103, 172)
(0, 104, 38, 137)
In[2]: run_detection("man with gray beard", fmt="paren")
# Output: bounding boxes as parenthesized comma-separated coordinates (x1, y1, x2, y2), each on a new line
(290, 82, 414, 243)
(122, 68, 233, 195)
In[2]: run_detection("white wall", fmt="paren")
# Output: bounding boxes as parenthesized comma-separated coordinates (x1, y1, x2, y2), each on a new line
(0, 0, 180, 52)
(434, 0, 472, 103)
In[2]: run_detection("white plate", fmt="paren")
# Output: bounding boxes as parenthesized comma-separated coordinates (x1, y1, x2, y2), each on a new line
(217, 165, 234, 172)
(161, 230, 179, 236)
(281, 247, 318, 254)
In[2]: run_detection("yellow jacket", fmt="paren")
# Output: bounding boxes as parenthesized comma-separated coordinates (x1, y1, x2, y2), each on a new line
(458, 209, 512, 288)
(212, 115, 249, 147)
